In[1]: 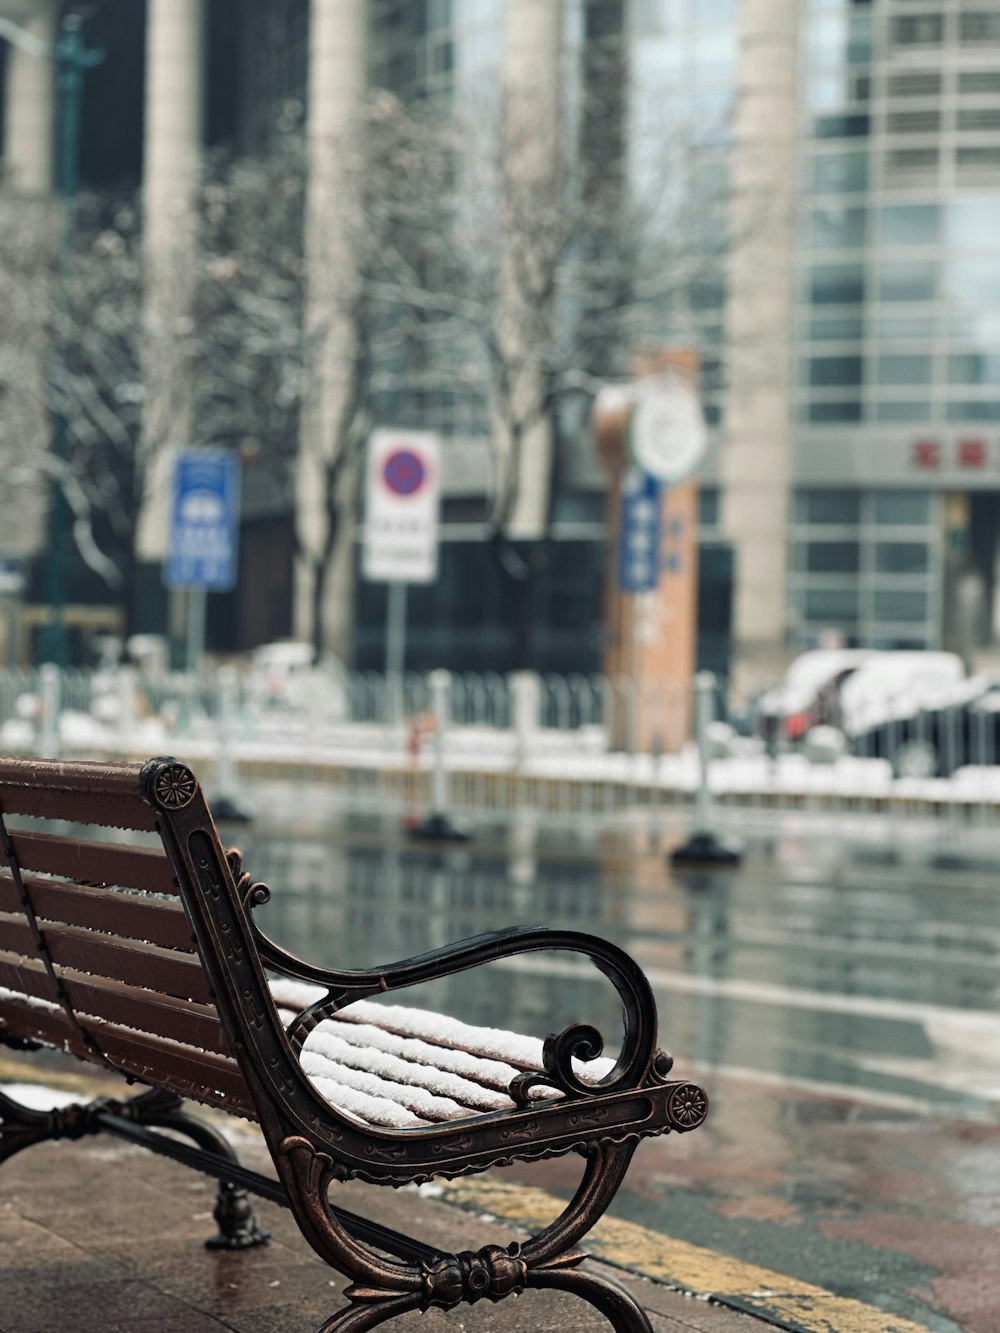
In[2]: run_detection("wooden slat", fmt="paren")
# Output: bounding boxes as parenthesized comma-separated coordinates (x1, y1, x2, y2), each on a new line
(85, 1023, 253, 1113)
(0, 991, 90, 1060)
(5, 832, 177, 895)
(0, 913, 212, 1004)
(0, 950, 228, 1057)
(0, 758, 145, 803)
(0, 949, 56, 1005)
(0, 785, 156, 832)
(0, 872, 193, 951)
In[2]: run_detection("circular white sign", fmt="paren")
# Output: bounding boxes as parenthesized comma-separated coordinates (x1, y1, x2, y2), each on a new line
(629, 376, 707, 484)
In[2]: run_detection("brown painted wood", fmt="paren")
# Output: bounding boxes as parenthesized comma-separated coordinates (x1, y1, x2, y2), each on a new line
(0, 785, 156, 832)
(0, 872, 193, 951)
(0, 949, 56, 1005)
(0, 758, 144, 802)
(0, 912, 212, 1004)
(0, 950, 227, 1056)
(0, 991, 90, 1059)
(5, 832, 177, 895)
(84, 1022, 252, 1112)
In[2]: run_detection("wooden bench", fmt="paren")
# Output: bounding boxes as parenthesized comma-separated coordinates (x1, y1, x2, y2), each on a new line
(0, 755, 708, 1333)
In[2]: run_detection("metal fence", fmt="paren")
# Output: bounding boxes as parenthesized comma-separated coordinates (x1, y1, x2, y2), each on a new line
(2, 662, 999, 830)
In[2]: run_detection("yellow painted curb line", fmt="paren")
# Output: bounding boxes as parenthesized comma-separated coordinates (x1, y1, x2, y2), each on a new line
(436, 1178, 930, 1333)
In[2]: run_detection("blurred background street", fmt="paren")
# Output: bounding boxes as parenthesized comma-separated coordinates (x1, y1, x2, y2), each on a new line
(3, 1, 1000, 1328)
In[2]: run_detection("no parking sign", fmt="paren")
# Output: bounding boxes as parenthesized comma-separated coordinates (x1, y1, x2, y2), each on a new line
(362, 429, 441, 584)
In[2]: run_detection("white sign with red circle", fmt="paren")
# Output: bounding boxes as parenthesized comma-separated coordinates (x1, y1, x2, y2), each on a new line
(362, 429, 441, 584)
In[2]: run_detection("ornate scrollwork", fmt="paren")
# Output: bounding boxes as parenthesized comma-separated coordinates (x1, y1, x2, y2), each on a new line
(510, 1022, 610, 1107)
(420, 1244, 527, 1309)
(226, 849, 272, 910)
(667, 1082, 708, 1130)
(150, 762, 197, 810)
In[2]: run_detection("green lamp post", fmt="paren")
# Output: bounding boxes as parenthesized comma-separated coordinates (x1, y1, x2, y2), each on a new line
(0, 13, 104, 665)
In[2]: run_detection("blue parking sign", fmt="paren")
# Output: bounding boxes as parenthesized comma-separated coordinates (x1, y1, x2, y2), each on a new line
(617, 470, 662, 593)
(165, 452, 241, 591)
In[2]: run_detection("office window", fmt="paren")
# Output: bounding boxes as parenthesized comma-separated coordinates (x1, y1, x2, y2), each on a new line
(948, 353, 1000, 384)
(811, 263, 865, 304)
(875, 543, 930, 575)
(810, 152, 868, 193)
(873, 491, 931, 525)
(880, 204, 939, 245)
(808, 401, 863, 422)
(810, 314, 866, 339)
(947, 400, 1000, 421)
(890, 14, 944, 45)
(805, 587, 860, 621)
(960, 12, 1000, 43)
(878, 263, 936, 302)
(804, 542, 861, 574)
(809, 355, 864, 386)
(810, 205, 866, 249)
(877, 354, 933, 385)
(873, 590, 929, 622)
(796, 491, 861, 525)
(948, 259, 1000, 303)
(949, 201, 1000, 249)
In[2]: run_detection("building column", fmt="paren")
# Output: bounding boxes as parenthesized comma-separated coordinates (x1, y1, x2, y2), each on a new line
(1, 1, 56, 195)
(137, 0, 205, 570)
(294, 0, 367, 660)
(720, 0, 799, 690)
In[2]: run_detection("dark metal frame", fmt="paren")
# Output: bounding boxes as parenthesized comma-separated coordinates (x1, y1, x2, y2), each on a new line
(0, 756, 708, 1332)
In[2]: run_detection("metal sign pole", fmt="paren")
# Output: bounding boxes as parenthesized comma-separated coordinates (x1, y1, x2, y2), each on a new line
(186, 587, 206, 676)
(384, 581, 407, 727)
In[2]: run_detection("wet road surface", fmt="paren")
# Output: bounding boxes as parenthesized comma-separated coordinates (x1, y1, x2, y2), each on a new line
(226, 790, 1000, 1332)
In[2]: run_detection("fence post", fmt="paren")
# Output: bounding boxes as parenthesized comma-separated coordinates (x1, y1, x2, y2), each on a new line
(38, 663, 61, 759)
(671, 671, 741, 866)
(510, 671, 539, 772)
(211, 665, 253, 822)
(409, 668, 470, 841)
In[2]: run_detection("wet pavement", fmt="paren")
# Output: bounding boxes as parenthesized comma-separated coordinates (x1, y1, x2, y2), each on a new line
(220, 789, 1000, 1332)
(0, 1092, 763, 1333)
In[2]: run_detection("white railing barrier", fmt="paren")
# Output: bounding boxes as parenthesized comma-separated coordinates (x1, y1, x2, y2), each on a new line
(511, 671, 540, 773)
(38, 663, 60, 760)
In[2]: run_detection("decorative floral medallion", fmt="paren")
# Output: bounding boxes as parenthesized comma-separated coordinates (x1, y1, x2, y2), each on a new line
(153, 763, 198, 810)
(667, 1082, 708, 1129)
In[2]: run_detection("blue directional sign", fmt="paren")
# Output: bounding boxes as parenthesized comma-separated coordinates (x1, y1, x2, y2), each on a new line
(616, 469, 662, 593)
(165, 451, 241, 591)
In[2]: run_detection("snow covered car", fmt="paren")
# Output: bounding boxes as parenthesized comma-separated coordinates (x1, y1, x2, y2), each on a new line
(756, 649, 870, 745)
(841, 652, 974, 778)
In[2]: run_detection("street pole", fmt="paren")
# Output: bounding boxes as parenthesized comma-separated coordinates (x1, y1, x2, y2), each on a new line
(0, 15, 105, 664)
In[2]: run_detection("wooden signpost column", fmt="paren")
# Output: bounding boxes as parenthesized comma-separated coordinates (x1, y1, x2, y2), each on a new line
(594, 350, 701, 754)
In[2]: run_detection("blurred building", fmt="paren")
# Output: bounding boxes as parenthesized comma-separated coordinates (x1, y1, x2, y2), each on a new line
(1, 0, 999, 680)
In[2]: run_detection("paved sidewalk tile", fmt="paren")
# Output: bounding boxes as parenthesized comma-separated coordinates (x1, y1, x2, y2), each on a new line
(0, 1133, 763, 1333)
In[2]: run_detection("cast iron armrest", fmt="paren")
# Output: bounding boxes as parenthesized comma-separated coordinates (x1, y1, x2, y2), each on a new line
(232, 858, 669, 1105)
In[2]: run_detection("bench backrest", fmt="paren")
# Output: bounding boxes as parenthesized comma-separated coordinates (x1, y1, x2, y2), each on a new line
(0, 757, 254, 1115)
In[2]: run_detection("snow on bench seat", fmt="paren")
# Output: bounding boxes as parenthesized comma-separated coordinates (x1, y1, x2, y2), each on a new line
(270, 979, 616, 1130)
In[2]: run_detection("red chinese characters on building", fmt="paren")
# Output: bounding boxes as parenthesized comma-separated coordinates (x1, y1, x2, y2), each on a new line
(910, 438, 993, 471)
(911, 440, 940, 470)
(957, 438, 986, 469)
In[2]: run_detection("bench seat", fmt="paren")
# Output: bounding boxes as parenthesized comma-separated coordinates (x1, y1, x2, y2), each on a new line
(272, 982, 616, 1129)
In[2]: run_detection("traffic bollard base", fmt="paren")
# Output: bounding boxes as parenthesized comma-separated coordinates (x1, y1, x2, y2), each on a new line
(670, 830, 742, 866)
(210, 792, 255, 824)
(407, 811, 473, 842)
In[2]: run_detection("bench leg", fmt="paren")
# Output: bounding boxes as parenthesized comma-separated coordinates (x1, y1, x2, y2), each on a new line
(0, 1085, 102, 1165)
(114, 1088, 270, 1251)
(278, 1134, 655, 1333)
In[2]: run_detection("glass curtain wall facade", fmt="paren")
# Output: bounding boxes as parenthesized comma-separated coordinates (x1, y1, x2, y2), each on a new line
(794, 0, 1000, 651)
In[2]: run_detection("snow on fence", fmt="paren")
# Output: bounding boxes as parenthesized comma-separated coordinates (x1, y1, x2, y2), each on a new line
(1, 664, 999, 828)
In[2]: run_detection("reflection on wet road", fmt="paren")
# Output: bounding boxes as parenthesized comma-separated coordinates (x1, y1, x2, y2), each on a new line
(229, 790, 1000, 1333)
